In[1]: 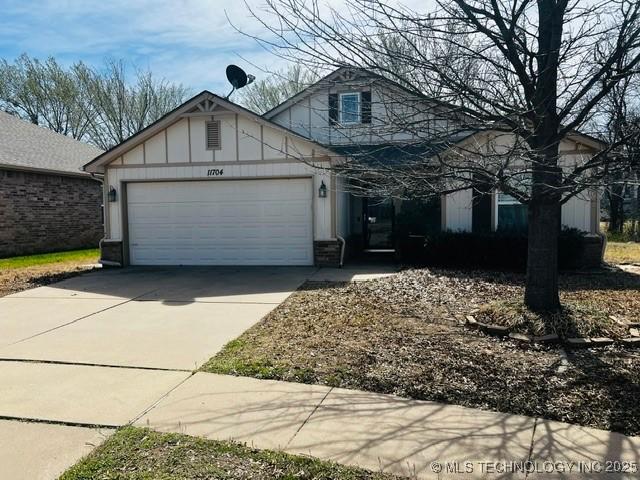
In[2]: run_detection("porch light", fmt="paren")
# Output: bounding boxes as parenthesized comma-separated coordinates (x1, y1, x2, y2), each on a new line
(318, 181, 328, 198)
(108, 186, 117, 203)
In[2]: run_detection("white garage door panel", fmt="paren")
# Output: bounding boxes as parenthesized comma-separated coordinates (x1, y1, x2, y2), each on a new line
(127, 179, 313, 265)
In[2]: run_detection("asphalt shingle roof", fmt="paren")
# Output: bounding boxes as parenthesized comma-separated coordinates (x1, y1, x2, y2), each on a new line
(0, 111, 103, 176)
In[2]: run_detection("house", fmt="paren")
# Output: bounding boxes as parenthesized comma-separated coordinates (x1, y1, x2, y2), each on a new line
(84, 67, 603, 267)
(0, 112, 104, 257)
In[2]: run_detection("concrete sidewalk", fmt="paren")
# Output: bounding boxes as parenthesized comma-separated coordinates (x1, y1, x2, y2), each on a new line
(136, 372, 640, 480)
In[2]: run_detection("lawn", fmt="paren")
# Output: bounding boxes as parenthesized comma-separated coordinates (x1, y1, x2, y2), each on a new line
(202, 268, 640, 436)
(60, 426, 401, 480)
(605, 241, 640, 264)
(0, 248, 99, 297)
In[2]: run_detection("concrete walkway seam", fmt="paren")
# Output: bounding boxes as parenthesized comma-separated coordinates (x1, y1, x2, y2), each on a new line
(0, 357, 191, 373)
(284, 386, 334, 449)
(7, 287, 162, 346)
(128, 371, 198, 427)
(0, 415, 120, 430)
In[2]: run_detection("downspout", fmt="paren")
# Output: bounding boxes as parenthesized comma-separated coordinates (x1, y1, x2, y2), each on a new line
(337, 235, 346, 268)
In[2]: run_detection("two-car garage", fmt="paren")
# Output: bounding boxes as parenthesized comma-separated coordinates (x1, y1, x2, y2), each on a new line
(87, 91, 339, 268)
(126, 178, 314, 266)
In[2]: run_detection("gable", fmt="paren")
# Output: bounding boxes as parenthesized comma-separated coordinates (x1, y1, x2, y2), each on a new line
(84, 92, 333, 173)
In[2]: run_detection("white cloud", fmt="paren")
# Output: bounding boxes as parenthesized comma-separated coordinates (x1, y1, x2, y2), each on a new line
(0, 0, 439, 92)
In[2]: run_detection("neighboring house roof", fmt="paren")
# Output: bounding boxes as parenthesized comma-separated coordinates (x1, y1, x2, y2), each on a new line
(0, 111, 103, 177)
(84, 90, 335, 173)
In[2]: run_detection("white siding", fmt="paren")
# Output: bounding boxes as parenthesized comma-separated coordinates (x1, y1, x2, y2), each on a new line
(336, 175, 350, 237)
(237, 117, 262, 161)
(122, 145, 144, 165)
(189, 117, 213, 163)
(144, 131, 166, 164)
(562, 193, 592, 232)
(445, 189, 473, 232)
(166, 119, 189, 163)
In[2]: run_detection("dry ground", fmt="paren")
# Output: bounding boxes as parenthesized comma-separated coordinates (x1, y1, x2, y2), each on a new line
(605, 241, 640, 265)
(203, 268, 640, 436)
(0, 249, 99, 297)
(61, 427, 401, 480)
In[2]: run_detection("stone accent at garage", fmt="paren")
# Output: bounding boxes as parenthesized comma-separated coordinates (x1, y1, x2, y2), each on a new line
(314, 240, 341, 267)
(0, 169, 103, 257)
(100, 240, 123, 266)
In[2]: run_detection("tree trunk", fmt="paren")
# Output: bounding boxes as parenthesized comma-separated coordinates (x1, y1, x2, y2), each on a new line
(525, 199, 561, 311)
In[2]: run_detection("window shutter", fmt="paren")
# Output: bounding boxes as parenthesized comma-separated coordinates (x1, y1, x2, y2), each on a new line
(206, 120, 221, 150)
(329, 93, 338, 125)
(361, 91, 372, 124)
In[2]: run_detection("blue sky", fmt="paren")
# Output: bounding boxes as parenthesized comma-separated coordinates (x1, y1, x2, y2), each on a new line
(0, 0, 430, 94)
(0, 0, 283, 94)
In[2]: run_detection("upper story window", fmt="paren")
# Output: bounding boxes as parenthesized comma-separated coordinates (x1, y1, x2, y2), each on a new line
(329, 91, 371, 126)
(340, 92, 361, 124)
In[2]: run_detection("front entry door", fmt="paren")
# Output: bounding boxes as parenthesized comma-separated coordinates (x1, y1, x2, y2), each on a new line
(363, 198, 395, 250)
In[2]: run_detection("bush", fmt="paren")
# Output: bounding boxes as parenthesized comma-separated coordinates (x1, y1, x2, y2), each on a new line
(397, 229, 589, 270)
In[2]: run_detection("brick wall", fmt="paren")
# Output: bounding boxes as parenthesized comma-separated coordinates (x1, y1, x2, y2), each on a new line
(100, 240, 123, 266)
(314, 240, 342, 267)
(0, 168, 104, 257)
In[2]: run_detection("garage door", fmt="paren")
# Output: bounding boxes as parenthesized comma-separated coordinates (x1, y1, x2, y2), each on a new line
(126, 179, 313, 265)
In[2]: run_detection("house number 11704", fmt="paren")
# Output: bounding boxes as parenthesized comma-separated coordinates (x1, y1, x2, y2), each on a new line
(207, 169, 224, 176)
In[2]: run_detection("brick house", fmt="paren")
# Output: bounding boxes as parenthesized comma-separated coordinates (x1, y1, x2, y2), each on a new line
(0, 111, 104, 257)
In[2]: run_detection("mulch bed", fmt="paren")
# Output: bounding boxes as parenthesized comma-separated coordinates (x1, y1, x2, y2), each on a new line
(203, 268, 640, 436)
(0, 263, 97, 297)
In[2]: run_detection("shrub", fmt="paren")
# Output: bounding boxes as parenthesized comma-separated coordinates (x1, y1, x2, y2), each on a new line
(397, 229, 589, 270)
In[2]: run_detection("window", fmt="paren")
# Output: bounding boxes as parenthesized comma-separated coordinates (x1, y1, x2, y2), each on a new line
(497, 193, 528, 232)
(339, 92, 361, 124)
(206, 120, 221, 150)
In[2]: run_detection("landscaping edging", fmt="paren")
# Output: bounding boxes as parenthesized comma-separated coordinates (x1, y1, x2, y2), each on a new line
(464, 315, 640, 349)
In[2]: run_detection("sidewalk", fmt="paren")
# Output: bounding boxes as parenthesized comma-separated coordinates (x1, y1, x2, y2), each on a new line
(134, 372, 640, 479)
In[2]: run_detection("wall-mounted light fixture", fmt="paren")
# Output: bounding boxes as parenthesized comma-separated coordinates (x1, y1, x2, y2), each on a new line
(107, 186, 117, 203)
(318, 181, 328, 198)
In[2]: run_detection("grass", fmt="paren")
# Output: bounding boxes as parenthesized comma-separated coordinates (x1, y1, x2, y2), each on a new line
(605, 241, 640, 264)
(201, 269, 640, 435)
(60, 426, 400, 480)
(0, 248, 99, 269)
(0, 248, 100, 297)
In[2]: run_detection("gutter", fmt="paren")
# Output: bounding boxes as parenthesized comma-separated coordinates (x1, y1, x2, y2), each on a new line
(337, 235, 346, 267)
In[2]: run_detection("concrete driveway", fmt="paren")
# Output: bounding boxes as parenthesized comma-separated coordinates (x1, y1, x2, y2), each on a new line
(0, 266, 313, 370)
(0, 266, 314, 479)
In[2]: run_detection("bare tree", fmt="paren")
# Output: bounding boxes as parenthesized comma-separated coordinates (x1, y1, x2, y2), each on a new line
(236, 0, 640, 310)
(76, 60, 190, 150)
(0, 55, 190, 150)
(235, 64, 319, 114)
(0, 54, 91, 139)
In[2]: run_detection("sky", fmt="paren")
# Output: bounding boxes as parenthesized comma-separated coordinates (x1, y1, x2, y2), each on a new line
(0, 0, 433, 95)
(0, 0, 294, 94)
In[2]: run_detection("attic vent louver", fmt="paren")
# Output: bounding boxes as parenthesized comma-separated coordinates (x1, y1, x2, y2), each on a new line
(206, 120, 221, 150)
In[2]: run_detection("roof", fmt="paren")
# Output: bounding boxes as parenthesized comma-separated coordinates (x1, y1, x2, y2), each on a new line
(84, 90, 334, 173)
(329, 133, 476, 167)
(262, 66, 607, 150)
(262, 66, 464, 121)
(0, 111, 103, 177)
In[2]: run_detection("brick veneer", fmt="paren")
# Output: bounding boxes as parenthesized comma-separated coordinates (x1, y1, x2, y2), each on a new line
(0, 168, 103, 257)
(314, 240, 342, 267)
(100, 240, 123, 266)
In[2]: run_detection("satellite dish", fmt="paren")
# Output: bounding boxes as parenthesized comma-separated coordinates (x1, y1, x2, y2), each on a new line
(224, 65, 255, 99)
(226, 65, 248, 89)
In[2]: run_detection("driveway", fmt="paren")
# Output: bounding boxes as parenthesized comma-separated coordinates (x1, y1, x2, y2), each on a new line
(0, 266, 314, 479)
